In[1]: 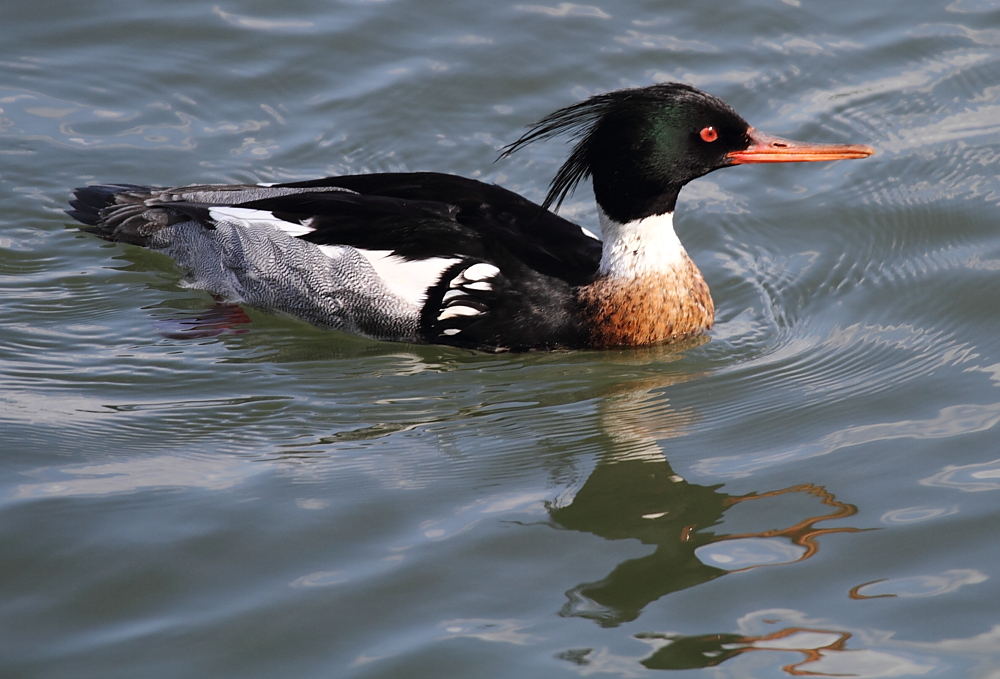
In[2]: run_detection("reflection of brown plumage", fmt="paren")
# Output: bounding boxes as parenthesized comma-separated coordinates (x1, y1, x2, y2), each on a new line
(553, 376, 872, 627)
(639, 625, 853, 675)
(553, 449, 870, 625)
(700, 483, 877, 571)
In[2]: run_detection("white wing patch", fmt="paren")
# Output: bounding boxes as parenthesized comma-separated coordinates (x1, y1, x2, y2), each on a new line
(356, 250, 459, 308)
(209, 205, 461, 309)
(438, 305, 481, 320)
(208, 207, 314, 237)
(273, 219, 314, 238)
(450, 263, 499, 286)
(435, 262, 499, 326)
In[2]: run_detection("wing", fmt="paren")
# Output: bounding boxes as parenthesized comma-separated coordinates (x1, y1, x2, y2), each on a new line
(250, 173, 603, 350)
(247, 172, 603, 287)
(68, 173, 602, 351)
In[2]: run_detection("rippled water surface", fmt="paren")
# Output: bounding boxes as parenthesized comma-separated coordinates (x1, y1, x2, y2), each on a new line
(4, 0, 1000, 677)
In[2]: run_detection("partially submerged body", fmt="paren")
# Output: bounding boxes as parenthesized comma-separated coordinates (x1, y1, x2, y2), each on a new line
(68, 83, 872, 351)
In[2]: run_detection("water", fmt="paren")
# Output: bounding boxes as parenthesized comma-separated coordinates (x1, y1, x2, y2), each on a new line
(3, 0, 1000, 676)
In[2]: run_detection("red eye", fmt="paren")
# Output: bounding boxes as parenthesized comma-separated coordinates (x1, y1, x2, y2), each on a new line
(700, 127, 718, 142)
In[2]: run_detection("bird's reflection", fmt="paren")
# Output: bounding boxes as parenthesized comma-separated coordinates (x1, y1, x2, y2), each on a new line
(134, 292, 874, 642)
(638, 625, 853, 674)
(559, 606, 954, 676)
(550, 378, 871, 627)
(551, 458, 868, 627)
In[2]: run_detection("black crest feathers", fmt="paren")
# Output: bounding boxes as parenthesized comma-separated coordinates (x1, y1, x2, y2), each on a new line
(499, 91, 619, 212)
(499, 83, 725, 213)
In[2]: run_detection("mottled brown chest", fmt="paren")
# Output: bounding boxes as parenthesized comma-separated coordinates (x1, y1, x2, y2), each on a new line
(577, 254, 714, 348)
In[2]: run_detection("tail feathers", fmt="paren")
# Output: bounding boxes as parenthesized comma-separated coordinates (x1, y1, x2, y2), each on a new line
(67, 184, 209, 246)
(67, 184, 149, 222)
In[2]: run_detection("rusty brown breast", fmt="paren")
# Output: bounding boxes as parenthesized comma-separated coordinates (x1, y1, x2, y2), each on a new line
(577, 252, 714, 348)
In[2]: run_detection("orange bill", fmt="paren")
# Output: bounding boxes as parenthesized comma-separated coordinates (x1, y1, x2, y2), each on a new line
(728, 127, 874, 164)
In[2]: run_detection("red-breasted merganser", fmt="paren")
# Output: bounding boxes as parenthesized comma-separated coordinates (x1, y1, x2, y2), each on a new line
(68, 83, 873, 351)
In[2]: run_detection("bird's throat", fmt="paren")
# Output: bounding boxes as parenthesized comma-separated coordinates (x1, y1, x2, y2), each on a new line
(597, 209, 686, 279)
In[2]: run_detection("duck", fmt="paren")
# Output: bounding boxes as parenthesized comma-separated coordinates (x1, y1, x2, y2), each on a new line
(67, 83, 873, 352)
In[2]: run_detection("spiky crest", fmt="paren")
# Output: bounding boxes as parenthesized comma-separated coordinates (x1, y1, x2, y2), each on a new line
(500, 89, 624, 212)
(499, 83, 749, 219)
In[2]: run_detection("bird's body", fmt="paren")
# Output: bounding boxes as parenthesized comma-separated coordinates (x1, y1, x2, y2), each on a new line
(67, 83, 872, 351)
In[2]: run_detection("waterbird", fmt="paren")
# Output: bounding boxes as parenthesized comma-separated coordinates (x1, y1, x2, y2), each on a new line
(67, 83, 873, 351)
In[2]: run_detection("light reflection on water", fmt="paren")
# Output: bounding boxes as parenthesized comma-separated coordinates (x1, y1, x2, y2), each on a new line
(10, 453, 262, 499)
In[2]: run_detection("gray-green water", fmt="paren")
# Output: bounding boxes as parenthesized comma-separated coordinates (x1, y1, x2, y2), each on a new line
(4, 0, 1000, 677)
